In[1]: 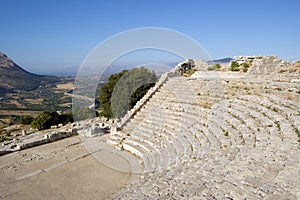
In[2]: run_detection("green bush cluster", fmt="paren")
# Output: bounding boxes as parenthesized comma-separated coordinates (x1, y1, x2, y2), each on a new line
(207, 64, 221, 71)
(183, 68, 197, 76)
(20, 115, 34, 125)
(230, 61, 240, 71)
(129, 83, 155, 109)
(30, 111, 73, 131)
(72, 106, 96, 121)
(99, 67, 157, 118)
(224, 131, 229, 136)
(242, 62, 250, 72)
(295, 128, 300, 144)
(99, 70, 128, 118)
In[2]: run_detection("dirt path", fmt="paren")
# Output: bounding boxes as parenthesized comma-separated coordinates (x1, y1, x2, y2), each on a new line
(0, 136, 130, 200)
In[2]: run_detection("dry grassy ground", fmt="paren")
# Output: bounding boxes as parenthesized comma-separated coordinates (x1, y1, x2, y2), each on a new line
(24, 98, 44, 104)
(55, 83, 74, 90)
(0, 110, 41, 117)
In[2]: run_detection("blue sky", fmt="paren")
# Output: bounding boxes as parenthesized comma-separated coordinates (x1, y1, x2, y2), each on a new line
(0, 0, 299, 74)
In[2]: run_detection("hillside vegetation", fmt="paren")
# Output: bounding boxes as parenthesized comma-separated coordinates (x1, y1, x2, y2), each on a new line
(99, 67, 157, 118)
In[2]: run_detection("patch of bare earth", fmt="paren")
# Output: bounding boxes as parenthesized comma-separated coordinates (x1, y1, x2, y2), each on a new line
(55, 83, 74, 90)
(0, 136, 130, 200)
(7, 100, 26, 109)
(24, 98, 44, 104)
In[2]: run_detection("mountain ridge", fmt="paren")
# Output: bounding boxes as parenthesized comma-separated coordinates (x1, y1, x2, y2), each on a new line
(0, 52, 61, 93)
(208, 57, 233, 64)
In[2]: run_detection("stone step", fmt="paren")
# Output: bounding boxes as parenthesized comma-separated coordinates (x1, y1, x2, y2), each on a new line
(209, 109, 240, 147)
(108, 132, 157, 172)
(95, 137, 143, 175)
(123, 130, 176, 170)
(226, 106, 257, 146)
(264, 93, 300, 110)
(124, 119, 189, 165)
(227, 101, 269, 147)
(126, 119, 186, 157)
(238, 95, 298, 144)
(211, 104, 247, 147)
(122, 139, 157, 173)
(137, 122, 194, 158)
(188, 125, 211, 152)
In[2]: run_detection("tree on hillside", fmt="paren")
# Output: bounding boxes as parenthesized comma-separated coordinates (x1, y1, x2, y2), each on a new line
(59, 112, 74, 124)
(30, 111, 74, 130)
(20, 115, 34, 125)
(99, 70, 128, 118)
(31, 111, 60, 131)
(129, 83, 155, 109)
(99, 67, 157, 118)
(73, 106, 95, 121)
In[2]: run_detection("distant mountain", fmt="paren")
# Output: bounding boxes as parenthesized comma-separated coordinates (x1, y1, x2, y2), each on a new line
(0, 52, 61, 93)
(208, 57, 233, 64)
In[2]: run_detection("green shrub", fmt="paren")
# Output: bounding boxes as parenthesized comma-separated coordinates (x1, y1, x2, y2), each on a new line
(208, 64, 221, 71)
(129, 83, 155, 109)
(275, 121, 281, 130)
(224, 131, 229, 136)
(242, 68, 248, 72)
(5, 131, 11, 137)
(59, 112, 74, 124)
(230, 61, 240, 71)
(296, 128, 300, 144)
(73, 107, 95, 121)
(8, 115, 21, 125)
(242, 62, 250, 68)
(0, 137, 6, 142)
(20, 115, 34, 125)
(31, 111, 74, 130)
(242, 62, 250, 72)
(31, 111, 60, 131)
(183, 68, 197, 76)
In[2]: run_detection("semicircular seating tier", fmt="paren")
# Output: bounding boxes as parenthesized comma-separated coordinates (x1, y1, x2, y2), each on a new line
(103, 59, 300, 200)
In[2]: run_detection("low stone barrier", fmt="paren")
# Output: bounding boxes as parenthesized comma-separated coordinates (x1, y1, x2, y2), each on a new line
(17, 131, 74, 150)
